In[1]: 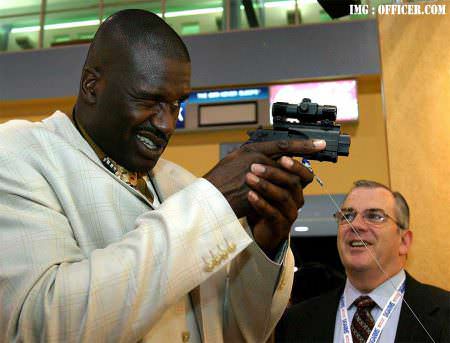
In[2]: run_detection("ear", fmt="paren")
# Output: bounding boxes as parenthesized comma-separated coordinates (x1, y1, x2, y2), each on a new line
(399, 229, 413, 256)
(81, 67, 100, 104)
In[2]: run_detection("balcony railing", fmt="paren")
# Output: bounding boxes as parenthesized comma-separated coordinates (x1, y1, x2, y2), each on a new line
(0, 0, 416, 53)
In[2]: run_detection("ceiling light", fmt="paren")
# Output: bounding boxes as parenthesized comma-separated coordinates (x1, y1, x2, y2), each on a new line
(264, 1, 296, 9)
(163, 7, 223, 18)
(11, 19, 100, 34)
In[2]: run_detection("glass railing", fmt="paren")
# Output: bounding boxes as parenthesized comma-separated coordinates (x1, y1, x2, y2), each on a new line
(0, 0, 421, 53)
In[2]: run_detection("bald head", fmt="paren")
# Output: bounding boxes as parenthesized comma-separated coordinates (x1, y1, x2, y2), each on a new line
(84, 9, 190, 74)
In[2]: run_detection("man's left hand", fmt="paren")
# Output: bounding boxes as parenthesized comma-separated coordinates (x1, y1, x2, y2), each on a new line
(245, 156, 314, 258)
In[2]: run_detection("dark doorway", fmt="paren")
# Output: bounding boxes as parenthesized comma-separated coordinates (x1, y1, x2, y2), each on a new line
(289, 236, 345, 305)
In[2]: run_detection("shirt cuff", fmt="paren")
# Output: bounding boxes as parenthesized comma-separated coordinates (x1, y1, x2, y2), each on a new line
(273, 239, 289, 264)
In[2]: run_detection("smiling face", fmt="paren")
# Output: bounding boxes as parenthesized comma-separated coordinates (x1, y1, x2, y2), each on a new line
(75, 9, 192, 172)
(337, 187, 412, 283)
(82, 55, 191, 172)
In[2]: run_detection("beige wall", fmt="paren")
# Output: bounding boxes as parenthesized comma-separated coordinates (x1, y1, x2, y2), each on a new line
(0, 97, 75, 123)
(378, 3, 450, 290)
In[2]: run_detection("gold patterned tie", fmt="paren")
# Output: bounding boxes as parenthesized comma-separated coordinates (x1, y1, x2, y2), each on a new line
(351, 296, 376, 343)
(113, 163, 154, 204)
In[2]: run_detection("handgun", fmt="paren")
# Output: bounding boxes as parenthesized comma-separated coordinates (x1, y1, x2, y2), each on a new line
(246, 98, 351, 162)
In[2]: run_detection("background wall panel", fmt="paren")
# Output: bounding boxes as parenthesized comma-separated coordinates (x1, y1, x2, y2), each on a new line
(0, 20, 379, 101)
(378, 3, 450, 290)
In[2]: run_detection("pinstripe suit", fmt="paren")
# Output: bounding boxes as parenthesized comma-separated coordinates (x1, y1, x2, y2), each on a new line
(0, 111, 294, 342)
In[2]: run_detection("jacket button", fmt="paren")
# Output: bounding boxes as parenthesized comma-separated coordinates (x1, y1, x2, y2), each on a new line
(181, 331, 190, 342)
(227, 242, 236, 252)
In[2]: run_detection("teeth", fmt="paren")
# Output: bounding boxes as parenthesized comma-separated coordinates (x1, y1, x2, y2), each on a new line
(137, 134, 158, 150)
(350, 241, 367, 247)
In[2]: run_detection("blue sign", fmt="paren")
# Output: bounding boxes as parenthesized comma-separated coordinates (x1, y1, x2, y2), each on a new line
(188, 87, 268, 104)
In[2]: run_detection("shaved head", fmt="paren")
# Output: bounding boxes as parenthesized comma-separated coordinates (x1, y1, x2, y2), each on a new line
(84, 9, 190, 75)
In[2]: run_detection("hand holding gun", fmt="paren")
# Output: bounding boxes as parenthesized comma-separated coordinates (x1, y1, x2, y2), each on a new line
(246, 98, 351, 162)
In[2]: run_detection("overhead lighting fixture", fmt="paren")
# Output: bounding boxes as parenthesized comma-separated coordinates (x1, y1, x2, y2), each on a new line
(163, 7, 223, 18)
(10, 1, 296, 34)
(294, 226, 310, 232)
(264, 1, 296, 9)
(11, 19, 100, 33)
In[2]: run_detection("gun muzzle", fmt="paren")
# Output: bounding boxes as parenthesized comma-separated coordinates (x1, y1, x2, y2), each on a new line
(338, 133, 351, 156)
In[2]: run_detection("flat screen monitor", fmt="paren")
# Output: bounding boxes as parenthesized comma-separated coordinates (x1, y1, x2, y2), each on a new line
(269, 80, 359, 123)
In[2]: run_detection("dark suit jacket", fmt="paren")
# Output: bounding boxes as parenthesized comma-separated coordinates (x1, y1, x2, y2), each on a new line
(276, 272, 450, 342)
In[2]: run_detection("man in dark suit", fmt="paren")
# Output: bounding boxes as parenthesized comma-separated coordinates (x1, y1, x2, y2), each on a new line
(276, 180, 450, 343)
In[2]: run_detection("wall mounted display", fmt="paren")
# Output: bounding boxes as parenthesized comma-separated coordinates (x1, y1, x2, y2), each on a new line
(188, 87, 268, 104)
(269, 79, 359, 122)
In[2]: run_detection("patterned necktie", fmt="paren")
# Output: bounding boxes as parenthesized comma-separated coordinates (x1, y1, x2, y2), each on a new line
(103, 157, 154, 204)
(351, 296, 376, 343)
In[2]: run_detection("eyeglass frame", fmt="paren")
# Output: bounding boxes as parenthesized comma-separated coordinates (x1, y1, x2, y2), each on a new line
(333, 208, 405, 229)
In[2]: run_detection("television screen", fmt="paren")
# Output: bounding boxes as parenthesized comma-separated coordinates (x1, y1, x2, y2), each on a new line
(269, 80, 358, 123)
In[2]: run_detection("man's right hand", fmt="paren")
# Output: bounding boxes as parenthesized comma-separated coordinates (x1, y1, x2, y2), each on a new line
(203, 139, 326, 219)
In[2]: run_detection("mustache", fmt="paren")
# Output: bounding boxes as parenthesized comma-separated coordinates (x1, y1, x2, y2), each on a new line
(135, 122, 170, 145)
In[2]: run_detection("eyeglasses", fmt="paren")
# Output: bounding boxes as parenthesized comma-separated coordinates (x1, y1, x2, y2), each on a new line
(333, 208, 403, 228)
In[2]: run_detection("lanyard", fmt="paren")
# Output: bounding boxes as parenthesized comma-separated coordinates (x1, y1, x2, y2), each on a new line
(340, 279, 406, 343)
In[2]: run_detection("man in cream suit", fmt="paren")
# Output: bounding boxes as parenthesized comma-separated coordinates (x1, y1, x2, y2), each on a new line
(0, 9, 326, 343)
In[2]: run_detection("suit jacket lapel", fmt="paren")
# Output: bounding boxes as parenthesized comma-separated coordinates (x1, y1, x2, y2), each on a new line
(318, 288, 342, 341)
(395, 272, 439, 342)
(43, 111, 154, 207)
(283, 287, 342, 342)
(43, 111, 99, 163)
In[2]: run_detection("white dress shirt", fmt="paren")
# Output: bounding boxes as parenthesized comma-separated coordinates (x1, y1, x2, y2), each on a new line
(333, 270, 406, 343)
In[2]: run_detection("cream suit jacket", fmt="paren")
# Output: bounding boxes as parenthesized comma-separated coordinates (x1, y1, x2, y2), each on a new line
(0, 111, 294, 342)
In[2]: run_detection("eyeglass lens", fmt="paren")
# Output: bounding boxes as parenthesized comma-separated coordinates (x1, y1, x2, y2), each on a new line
(335, 209, 389, 225)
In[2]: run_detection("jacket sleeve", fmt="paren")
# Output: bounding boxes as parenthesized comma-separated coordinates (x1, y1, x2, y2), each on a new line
(225, 222, 295, 343)
(0, 147, 253, 343)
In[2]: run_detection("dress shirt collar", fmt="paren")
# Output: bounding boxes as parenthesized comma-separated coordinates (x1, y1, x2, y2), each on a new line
(344, 269, 406, 310)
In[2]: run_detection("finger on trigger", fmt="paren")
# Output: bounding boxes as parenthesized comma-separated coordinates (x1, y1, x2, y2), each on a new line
(245, 139, 326, 159)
